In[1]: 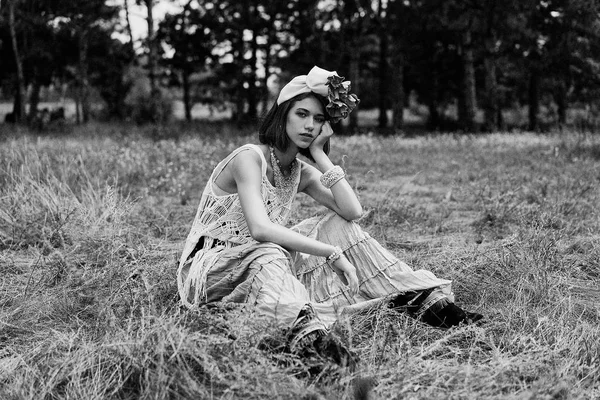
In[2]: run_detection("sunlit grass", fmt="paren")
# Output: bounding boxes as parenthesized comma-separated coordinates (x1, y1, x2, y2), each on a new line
(1, 125, 599, 399)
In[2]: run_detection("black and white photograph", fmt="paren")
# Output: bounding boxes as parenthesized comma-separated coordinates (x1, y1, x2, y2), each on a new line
(1, 1, 599, 399)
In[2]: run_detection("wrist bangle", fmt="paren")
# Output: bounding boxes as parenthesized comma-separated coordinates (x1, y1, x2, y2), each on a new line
(326, 246, 343, 265)
(320, 165, 345, 189)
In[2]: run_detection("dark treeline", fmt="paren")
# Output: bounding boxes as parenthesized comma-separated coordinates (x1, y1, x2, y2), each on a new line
(1, 0, 600, 132)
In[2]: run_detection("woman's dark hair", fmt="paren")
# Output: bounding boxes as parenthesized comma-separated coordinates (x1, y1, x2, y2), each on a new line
(258, 92, 330, 162)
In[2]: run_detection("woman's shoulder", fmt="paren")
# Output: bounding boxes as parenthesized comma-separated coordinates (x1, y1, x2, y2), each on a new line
(232, 143, 267, 157)
(227, 144, 267, 171)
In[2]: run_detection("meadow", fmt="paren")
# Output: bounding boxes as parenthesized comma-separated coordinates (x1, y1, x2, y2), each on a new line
(0, 123, 599, 399)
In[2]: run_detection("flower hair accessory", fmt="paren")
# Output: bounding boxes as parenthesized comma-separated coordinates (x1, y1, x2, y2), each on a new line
(277, 66, 360, 123)
(325, 74, 360, 123)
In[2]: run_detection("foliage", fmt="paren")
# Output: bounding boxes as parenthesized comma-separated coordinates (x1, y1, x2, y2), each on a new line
(2, 1, 600, 130)
(125, 74, 175, 124)
(1, 126, 600, 398)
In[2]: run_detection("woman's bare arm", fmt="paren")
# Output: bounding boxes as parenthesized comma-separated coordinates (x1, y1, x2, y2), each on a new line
(232, 150, 359, 293)
(233, 150, 338, 257)
(301, 122, 362, 221)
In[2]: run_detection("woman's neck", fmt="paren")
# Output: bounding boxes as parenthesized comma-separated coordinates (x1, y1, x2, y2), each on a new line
(271, 146, 298, 171)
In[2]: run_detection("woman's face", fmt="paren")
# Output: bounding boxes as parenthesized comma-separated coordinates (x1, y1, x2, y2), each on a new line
(285, 96, 326, 149)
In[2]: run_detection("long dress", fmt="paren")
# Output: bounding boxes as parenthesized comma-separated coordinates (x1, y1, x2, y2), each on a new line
(177, 144, 453, 334)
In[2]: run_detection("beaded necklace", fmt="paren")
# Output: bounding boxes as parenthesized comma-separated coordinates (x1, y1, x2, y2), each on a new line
(269, 146, 299, 203)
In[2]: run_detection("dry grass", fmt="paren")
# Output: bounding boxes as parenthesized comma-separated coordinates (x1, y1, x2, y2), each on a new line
(1, 124, 599, 399)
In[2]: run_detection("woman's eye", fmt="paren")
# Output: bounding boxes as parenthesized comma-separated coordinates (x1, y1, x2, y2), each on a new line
(315, 117, 325, 123)
(297, 111, 307, 117)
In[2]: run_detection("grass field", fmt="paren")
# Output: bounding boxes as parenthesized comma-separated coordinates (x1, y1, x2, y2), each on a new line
(0, 123, 599, 399)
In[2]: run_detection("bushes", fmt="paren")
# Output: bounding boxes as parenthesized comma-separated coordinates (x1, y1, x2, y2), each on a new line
(123, 70, 174, 125)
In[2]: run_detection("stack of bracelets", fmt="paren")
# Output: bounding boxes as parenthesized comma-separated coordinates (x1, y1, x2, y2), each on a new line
(320, 165, 345, 188)
(326, 246, 343, 266)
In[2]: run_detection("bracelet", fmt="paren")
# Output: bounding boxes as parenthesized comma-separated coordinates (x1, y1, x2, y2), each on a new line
(320, 165, 345, 189)
(326, 246, 343, 265)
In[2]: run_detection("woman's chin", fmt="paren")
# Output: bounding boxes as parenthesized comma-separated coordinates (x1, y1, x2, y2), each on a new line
(293, 140, 312, 149)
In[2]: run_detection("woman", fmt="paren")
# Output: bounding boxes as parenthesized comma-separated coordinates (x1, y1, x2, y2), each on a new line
(178, 66, 482, 359)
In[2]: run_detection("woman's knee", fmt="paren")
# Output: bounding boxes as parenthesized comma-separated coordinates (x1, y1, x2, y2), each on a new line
(249, 244, 293, 273)
(318, 212, 366, 242)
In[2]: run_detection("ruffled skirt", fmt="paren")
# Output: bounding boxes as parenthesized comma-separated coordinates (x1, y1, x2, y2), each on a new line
(178, 212, 452, 329)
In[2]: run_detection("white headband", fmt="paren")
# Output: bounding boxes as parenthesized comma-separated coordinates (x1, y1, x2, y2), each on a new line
(277, 66, 344, 105)
(276, 65, 360, 122)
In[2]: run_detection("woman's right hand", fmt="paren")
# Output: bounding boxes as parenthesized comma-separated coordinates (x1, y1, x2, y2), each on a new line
(331, 256, 359, 296)
(309, 121, 333, 157)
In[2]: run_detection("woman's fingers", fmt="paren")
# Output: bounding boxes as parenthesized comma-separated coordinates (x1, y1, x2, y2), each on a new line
(335, 269, 349, 285)
(320, 121, 334, 139)
(333, 269, 357, 295)
(310, 122, 333, 151)
(332, 257, 358, 296)
(345, 270, 359, 296)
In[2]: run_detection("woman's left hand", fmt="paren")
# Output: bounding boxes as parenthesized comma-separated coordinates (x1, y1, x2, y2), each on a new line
(331, 256, 359, 297)
(309, 121, 334, 155)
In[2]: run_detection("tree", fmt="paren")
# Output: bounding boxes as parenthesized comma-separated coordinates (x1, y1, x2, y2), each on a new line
(123, 0, 136, 57)
(539, 0, 600, 128)
(376, 0, 389, 129)
(279, 0, 371, 132)
(158, 1, 219, 121)
(434, 0, 479, 132)
(47, 0, 120, 123)
(6, 0, 26, 122)
(142, 0, 158, 94)
(88, 29, 135, 119)
(386, 0, 431, 131)
(399, 0, 463, 131)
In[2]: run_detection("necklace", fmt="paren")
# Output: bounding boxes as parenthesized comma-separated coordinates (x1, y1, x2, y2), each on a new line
(269, 146, 299, 202)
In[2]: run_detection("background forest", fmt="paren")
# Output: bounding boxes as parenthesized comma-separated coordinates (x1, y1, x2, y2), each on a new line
(2, 0, 600, 133)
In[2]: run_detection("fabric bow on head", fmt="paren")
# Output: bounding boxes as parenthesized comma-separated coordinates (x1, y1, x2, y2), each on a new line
(277, 66, 360, 123)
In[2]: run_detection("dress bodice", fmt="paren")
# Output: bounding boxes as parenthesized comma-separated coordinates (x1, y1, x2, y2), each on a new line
(179, 144, 302, 265)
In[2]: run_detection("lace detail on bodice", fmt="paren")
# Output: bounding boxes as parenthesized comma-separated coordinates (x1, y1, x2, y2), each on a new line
(179, 144, 302, 266)
(269, 146, 301, 210)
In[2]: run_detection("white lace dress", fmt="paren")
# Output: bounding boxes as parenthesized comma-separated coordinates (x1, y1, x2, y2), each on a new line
(178, 144, 453, 328)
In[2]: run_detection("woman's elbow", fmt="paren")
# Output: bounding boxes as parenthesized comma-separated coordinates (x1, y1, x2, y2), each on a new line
(342, 206, 363, 221)
(248, 223, 272, 242)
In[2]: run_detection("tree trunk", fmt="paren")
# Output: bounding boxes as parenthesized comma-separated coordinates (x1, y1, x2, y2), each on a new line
(337, 0, 346, 69)
(483, 57, 499, 131)
(427, 99, 440, 131)
(528, 67, 540, 131)
(28, 78, 41, 121)
(8, 0, 26, 122)
(262, 33, 272, 113)
(124, 0, 136, 58)
(460, 30, 477, 132)
(180, 4, 192, 122)
(75, 91, 81, 124)
(554, 80, 567, 128)
(426, 74, 440, 130)
(182, 70, 192, 121)
(377, 24, 389, 129)
(234, 24, 245, 125)
(392, 52, 405, 131)
(246, 7, 258, 121)
(348, 50, 360, 130)
(497, 106, 505, 131)
(78, 30, 90, 123)
(145, 0, 157, 94)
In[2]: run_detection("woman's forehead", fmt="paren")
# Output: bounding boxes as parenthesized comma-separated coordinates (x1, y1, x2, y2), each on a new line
(292, 97, 325, 114)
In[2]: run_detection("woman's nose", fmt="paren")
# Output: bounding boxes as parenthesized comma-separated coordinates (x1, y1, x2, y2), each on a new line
(305, 117, 314, 130)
